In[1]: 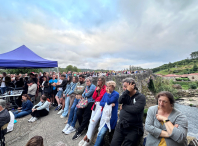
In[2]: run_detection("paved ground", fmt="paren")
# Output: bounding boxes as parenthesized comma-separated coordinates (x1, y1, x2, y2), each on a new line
(5, 106, 89, 146)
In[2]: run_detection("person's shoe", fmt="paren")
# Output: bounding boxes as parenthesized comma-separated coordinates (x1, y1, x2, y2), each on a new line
(31, 117, 38, 122)
(78, 139, 85, 146)
(62, 124, 70, 133)
(57, 109, 64, 115)
(55, 106, 59, 111)
(82, 141, 90, 146)
(57, 105, 62, 111)
(60, 115, 66, 118)
(64, 126, 76, 135)
(72, 130, 81, 140)
(28, 117, 34, 122)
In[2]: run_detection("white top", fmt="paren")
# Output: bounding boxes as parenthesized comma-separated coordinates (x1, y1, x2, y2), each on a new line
(58, 79, 63, 91)
(42, 81, 45, 90)
(7, 111, 14, 132)
(1, 77, 6, 87)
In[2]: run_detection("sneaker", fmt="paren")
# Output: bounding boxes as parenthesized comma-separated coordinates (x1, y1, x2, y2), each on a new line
(78, 139, 85, 146)
(57, 109, 64, 115)
(55, 106, 60, 111)
(72, 130, 81, 140)
(28, 117, 34, 122)
(62, 124, 70, 133)
(64, 126, 76, 135)
(82, 141, 90, 146)
(31, 117, 38, 123)
(60, 115, 66, 118)
(58, 105, 62, 111)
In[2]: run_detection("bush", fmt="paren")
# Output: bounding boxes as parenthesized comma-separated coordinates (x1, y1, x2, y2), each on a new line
(181, 85, 189, 90)
(189, 83, 197, 89)
(175, 78, 190, 81)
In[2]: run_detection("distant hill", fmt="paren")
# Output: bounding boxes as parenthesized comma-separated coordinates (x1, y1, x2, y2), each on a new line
(152, 58, 198, 76)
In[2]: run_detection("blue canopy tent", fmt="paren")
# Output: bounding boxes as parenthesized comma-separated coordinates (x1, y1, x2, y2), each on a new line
(0, 45, 58, 68)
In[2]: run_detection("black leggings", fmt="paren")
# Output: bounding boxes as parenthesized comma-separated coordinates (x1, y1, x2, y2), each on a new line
(77, 102, 94, 133)
(31, 109, 49, 118)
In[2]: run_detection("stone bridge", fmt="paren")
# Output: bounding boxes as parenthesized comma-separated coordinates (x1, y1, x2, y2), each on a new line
(91, 70, 153, 94)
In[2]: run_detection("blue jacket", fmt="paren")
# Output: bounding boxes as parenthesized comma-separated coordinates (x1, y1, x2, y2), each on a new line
(63, 82, 73, 95)
(82, 84, 96, 103)
(100, 91, 119, 130)
(22, 100, 33, 113)
(68, 82, 77, 95)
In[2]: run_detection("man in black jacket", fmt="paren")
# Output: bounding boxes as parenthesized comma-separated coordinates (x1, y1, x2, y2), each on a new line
(111, 78, 146, 146)
(53, 74, 67, 111)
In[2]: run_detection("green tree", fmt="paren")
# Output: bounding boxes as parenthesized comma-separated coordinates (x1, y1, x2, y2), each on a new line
(7, 69, 42, 74)
(192, 64, 198, 71)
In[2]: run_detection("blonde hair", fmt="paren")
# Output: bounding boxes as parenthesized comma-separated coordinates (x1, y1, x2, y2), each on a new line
(107, 81, 116, 88)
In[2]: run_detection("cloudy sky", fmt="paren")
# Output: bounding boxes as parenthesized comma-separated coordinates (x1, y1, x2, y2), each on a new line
(0, 0, 198, 70)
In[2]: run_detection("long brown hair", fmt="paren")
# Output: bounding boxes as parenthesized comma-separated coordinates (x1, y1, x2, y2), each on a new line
(22, 94, 31, 101)
(25, 136, 43, 146)
(97, 76, 106, 96)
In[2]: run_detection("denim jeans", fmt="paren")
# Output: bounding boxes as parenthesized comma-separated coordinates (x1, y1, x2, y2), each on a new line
(94, 126, 108, 146)
(67, 98, 79, 128)
(56, 90, 63, 98)
(1, 87, 7, 94)
(62, 96, 70, 117)
(13, 110, 31, 119)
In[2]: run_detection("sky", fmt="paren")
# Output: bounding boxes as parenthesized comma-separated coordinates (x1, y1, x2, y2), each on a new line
(0, 0, 198, 70)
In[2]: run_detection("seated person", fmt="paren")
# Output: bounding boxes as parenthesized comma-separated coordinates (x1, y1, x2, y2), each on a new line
(28, 95, 50, 123)
(94, 81, 119, 146)
(7, 111, 15, 133)
(79, 76, 106, 146)
(72, 77, 96, 140)
(0, 99, 10, 135)
(27, 80, 37, 101)
(13, 94, 33, 119)
(62, 75, 86, 134)
(25, 136, 43, 146)
(145, 91, 188, 146)
(110, 78, 146, 146)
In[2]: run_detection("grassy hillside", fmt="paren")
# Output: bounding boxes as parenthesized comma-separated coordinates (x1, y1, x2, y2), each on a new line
(153, 57, 198, 75)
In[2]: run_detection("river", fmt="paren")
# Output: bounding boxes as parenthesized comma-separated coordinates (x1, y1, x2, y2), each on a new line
(175, 103, 198, 139)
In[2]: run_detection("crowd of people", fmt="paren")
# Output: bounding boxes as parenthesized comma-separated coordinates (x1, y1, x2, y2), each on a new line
(0, 71, 188, 146)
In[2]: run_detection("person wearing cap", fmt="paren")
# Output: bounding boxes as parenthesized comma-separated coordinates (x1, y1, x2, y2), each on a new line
(110, 78, 146, 146)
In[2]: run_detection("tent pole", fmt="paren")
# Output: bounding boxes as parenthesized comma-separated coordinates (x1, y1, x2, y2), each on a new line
(57, 67, 59, 80)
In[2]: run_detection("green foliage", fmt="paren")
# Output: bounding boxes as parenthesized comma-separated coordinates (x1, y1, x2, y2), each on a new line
(58, 65, 81, 73)
(0, 69, 7, 74)
(175, 78, 190, 81)
(144, 108, 148, 114)
(181, 85, 189, 90)
(148, 77, 179, 99)
(189, 82, 197, 89)
(192, 64, 198, 71)
(7, 69, 42, 74)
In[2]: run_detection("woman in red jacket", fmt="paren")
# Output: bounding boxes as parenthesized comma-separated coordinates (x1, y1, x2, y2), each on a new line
(78, 76, 106, 146)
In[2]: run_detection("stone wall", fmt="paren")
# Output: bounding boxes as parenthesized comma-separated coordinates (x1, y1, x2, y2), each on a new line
(91, 70, 153, 94)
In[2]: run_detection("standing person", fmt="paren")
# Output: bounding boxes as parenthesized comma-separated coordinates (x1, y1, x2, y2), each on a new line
(110, 78, 146, 146)
(27, 80, 37, 102)
(53, 74, 67, 111)
(13, 94, 33, 118)
(28, 95, 50, 122)
(0, 72, 10, 94)
(40, 76, 49, 97)
(94, 81, 119, 146)
(49, 75, 58, 106)
(62, 75, 86, 134)
(60, 76, 77, 117)
(78, 76, 106, 145)
(72, 77, 96, 140)
(39, 72, 46, 87)
(145, 91, 188, 146)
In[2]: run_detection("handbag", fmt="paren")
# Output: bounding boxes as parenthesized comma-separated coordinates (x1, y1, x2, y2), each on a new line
(76, 97, 88, 108)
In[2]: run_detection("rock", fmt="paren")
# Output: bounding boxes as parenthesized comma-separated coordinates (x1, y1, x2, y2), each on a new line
(172, 84, 182, 89)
